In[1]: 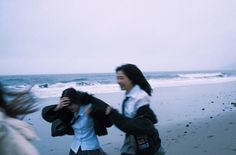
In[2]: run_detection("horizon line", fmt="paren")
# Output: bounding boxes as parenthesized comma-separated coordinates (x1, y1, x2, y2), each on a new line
(1, 68, 235, 76)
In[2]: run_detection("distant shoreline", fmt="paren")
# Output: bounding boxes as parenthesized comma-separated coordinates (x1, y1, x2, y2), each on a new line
(1, 70, 236, 99)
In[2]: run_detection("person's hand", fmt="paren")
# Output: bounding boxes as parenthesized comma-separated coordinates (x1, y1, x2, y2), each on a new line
(54, 97, 71, 111)
(105, 106, 112, 115)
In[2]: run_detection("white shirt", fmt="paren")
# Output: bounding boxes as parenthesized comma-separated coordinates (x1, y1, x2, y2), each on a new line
(123, 85, 150, 118)
(70, 104, 100, 153)
(121, 85, 151, 154)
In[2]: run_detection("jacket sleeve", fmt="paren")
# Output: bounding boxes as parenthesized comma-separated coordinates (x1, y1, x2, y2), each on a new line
(108, 106, 157, 135)
(41, 105, 59, 122)
(89, 96, 113, 128)
(41, 105, 75, 136)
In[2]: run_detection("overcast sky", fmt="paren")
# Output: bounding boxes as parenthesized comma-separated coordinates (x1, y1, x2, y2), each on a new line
(1, 0, 236, 75)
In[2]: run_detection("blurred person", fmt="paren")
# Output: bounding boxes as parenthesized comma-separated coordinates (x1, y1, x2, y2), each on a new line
(0, 83, 40, 155)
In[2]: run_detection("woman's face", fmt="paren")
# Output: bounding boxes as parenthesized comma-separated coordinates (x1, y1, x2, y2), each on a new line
(67, 103, 80, 113)
(116, 70, 133, 92)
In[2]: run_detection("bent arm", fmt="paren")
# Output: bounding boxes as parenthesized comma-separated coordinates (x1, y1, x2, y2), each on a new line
(108, 108, 156, 135)
(41, 105, 59, 122)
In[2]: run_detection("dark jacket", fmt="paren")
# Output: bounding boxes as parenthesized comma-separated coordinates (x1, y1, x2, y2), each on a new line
(41, 96, 112, 137)
(108, 105, 161, 155)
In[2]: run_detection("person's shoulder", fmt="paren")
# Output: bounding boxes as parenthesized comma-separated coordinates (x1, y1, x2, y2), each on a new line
(136, 105, 158, 124)
(130, 85, 150, 100)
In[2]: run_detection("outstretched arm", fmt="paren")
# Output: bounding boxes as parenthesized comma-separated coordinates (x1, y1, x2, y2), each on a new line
(107, 106, 157, 135)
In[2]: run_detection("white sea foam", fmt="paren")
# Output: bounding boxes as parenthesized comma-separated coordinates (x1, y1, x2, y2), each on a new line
(32, 76, 236, 98)
(150, 76, 236, 88)
(177, 72, 225, 78)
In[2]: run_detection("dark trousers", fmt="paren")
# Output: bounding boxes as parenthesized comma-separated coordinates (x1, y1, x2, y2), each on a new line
(69, 148, 106, 155)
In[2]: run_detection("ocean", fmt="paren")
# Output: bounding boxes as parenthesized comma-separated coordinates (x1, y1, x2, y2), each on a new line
(1, 70, 236, 98)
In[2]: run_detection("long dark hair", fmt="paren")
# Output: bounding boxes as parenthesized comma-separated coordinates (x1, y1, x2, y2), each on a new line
(116, 64, 152, 96)
(0, 83, 39, 118)
(61, 88, 91, 105)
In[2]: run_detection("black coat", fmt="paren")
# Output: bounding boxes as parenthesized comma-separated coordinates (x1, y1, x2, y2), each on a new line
(41, 96, 112, 137)
(108, 105, 161, 155)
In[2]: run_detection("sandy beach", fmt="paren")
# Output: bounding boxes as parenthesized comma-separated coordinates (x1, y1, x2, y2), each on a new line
(28, 81, 236, 155)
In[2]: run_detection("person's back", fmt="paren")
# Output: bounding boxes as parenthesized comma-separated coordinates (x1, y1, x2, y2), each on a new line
(0, 84, 39, 155)
(0, 111, 39, 155)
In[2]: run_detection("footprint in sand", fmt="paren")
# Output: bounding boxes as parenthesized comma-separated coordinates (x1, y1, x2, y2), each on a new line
(207, 135, 214, 138)
(193, 144, 201, 149)
(103, 142, 112, 146)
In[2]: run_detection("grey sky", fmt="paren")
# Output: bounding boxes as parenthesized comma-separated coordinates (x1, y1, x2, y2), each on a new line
(1, 0, 236, 75)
